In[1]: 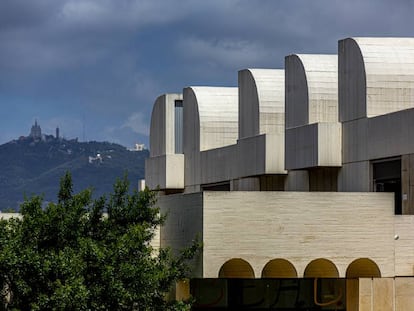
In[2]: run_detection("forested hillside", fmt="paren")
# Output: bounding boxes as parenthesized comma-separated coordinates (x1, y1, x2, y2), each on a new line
(0, 137, 148, 210)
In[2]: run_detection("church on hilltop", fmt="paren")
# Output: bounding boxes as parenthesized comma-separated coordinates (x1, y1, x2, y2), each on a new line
(28, 120, 60, 141)
(29, 120, 42, 140)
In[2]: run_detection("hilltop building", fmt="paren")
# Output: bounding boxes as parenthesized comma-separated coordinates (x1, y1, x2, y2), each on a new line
(29, 120, 42, 140)
(26, 121, 62, 142)
(145, 37, 414, 310)
(130, 143, 146, 151)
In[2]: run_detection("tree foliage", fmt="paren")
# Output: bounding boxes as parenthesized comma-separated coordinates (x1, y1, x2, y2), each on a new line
(0, 172, 199, 310)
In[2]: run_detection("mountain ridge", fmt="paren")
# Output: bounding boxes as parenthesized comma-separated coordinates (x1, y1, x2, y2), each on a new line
(0, 137, 149, 210)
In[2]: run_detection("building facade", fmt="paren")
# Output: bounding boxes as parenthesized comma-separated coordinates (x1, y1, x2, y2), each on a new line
(29, 120, 42, 140)
(145, 38, 414, 310)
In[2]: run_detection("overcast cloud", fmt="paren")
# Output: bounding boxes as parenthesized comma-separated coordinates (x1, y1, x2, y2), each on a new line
(1, 0, 414, 147)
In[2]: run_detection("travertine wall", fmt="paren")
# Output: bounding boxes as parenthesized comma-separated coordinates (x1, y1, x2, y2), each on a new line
(202, 192, 395, 278)
(394, 216, 414, 276)
(158, 191, 403, 279)
(157, 192, 204, 277)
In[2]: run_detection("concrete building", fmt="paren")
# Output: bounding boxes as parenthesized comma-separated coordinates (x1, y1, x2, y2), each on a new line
(145, 37, 414, 310)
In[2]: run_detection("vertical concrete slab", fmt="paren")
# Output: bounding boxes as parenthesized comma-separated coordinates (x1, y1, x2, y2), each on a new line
(338, 161, 371, 192)
(338, 38, 366, 123)
(346, 279, 359, 311)
(359, 278, 372, 311)
(285, 170, 309, 191)
(394, 216, 414, 276)
(285, 55, 309, 128)
(402, 155, 410, 215)
(183, 87, 238, 192)
(409, 154, 414, 215)
(238, 69, 285, 138)
(395, 277, 414, 311)
(372, 278, 394, 311)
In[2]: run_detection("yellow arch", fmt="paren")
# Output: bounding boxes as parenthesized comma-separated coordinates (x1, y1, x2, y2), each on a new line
(219, 258, 255, 278)
(262, 258, 298, 278)
(346, 258, 381, 278)
(304, 258, 339, 278)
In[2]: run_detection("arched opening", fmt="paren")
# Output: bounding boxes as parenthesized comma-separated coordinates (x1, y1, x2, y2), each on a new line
(218, 258, 255, 278)
(304, 258, 339, 278)
(261, 259, 298, 278)
(346, 258, 381, 278)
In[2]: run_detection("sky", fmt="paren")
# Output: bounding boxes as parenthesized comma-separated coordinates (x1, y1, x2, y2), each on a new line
(1, 0, 414, 148)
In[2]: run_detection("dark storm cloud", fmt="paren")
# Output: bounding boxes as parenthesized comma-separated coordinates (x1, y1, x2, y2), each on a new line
(1, 0, 414, 146)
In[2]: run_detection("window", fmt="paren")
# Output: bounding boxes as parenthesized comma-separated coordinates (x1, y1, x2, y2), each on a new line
(201, 182, 230, 191)
(174, 100, 183, 154)
(372, 158, 401, 214)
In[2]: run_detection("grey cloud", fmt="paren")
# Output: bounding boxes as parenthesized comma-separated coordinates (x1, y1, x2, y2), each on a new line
(0, 0, 60, 29)
(121, 112, 149, 136)
(2, 0, 414, 148)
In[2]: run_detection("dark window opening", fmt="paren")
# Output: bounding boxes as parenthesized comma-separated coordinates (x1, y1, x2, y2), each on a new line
(174, 100, 183, 154)
(191, 278, 346, 310)
(308, 167, 339, 192)
(201, 182, 230, 191)
(373, 158, 401, 214)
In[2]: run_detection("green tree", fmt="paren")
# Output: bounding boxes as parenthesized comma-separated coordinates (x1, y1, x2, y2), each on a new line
(0, 172, 199, 310)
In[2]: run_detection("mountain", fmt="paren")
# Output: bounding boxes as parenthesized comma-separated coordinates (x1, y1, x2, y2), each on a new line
(0, 136, 149, 211)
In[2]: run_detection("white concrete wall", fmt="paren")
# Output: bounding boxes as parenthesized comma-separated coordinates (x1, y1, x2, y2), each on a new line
(237, 133, 286, 177)
(199, 144, 237, 185)
(146, 93, 184, 190)
(338, 161, 371, 192)
(285, 54, 338, 128)
(286, 123, 318, 169)
(285, 170, 310, 191)
(183, 87, 238, 192)
(343, 108, 414, 164)
(149, 93, 182, 157)
(339, 38, 414, 193)
(285, 54, 340, 172)
(238, 69, 285, 138)
(183, 87, 238, 152)
(339, 37, 414, 122)
(285, 55, 308, 128)
(285, 122, 341, 170)
(145, 154, 184, 190)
